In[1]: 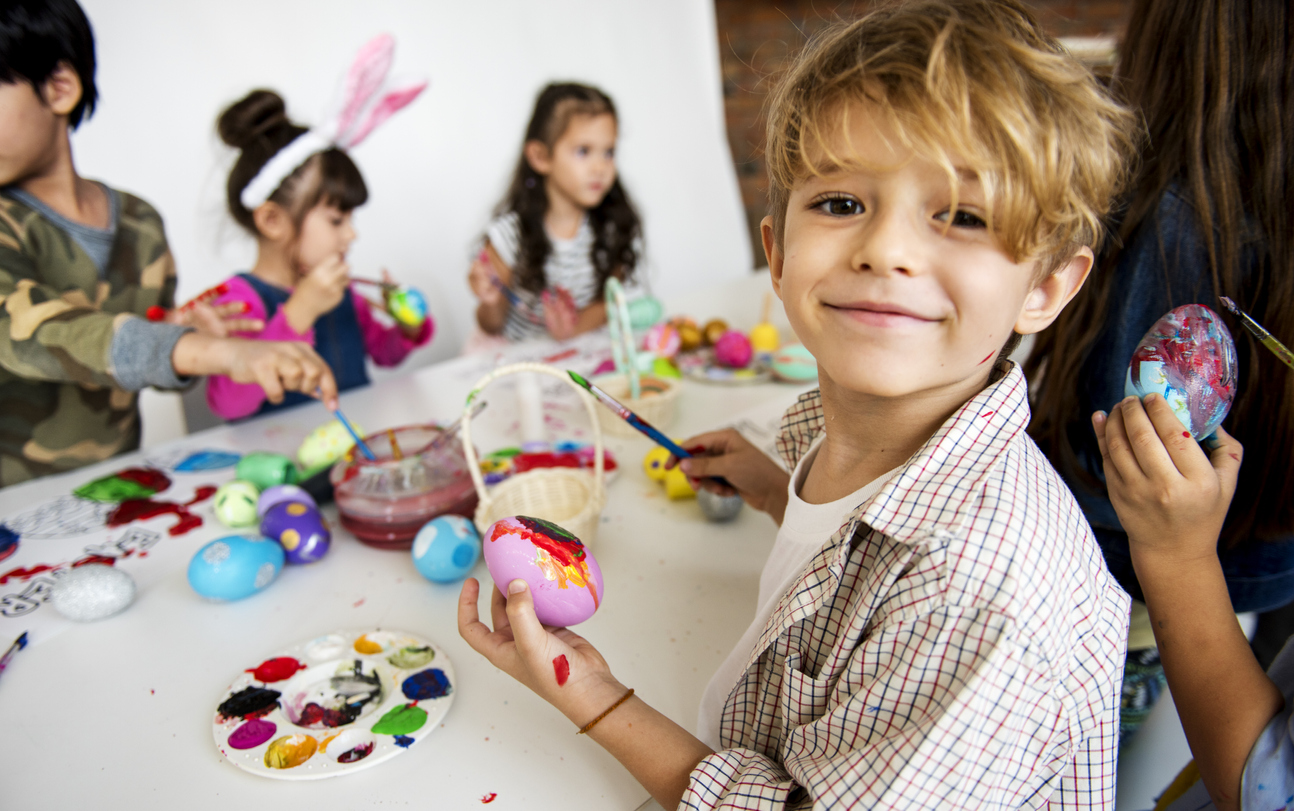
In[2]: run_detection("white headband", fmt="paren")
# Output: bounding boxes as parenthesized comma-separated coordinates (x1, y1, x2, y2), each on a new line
(238, 33, 426, 211)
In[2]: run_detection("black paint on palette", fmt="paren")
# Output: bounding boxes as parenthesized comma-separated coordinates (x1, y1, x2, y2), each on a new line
(218, 686, 281, 720)
(402, 668, 452, 701)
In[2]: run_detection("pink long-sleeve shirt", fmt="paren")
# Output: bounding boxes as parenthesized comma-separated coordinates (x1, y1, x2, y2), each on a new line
(205, 274, 432, 420)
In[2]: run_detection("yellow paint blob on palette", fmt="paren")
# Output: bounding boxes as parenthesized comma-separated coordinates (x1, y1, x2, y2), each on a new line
(211, 628, 455, 780)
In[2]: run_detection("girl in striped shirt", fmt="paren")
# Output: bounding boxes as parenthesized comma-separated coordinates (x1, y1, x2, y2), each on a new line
(468, 83, 643, 342)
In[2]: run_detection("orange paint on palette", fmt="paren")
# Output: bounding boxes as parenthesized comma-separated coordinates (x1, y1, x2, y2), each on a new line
(263, 734, 318, 769)
(353, 634, 383, 654)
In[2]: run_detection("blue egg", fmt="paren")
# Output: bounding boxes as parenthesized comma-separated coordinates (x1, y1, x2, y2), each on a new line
(188, 535, 285, 601)
(411, 515, 480, 583)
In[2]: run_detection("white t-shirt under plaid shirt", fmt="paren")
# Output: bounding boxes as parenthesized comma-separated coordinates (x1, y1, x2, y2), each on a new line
(681, 363, 1130, 809)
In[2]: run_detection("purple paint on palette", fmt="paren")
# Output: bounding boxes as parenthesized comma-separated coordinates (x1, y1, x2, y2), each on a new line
(1125, 304, 1238, 440)
(228, 718, 276, 750)
(337, 741, 374, 763)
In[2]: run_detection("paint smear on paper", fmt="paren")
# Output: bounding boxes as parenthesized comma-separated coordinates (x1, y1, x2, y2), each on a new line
(371, 703, 428, 735)
(217, 686, 281, 721)
(74, 468, 171, 502)
(106, 485, 216, 536)
(387, 645, 434, 669)
(401, 668, 452, 700)
(227, 719, 276, 750)
(0, 525, 18, 564)
(264, 734, 317, 769)
(175, 450, 241, 472)
(553, 655, 570, 686)
(481, 793, 498, 803)
(246, 657, 306, 683)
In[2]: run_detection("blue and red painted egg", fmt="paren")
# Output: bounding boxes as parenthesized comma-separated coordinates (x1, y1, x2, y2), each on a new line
(260, 502, 331, 565)
(1125, 304, 1238, 440)
(481, 516, 604, 626)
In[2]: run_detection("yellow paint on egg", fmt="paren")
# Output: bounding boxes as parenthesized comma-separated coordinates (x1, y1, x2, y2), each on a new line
(664, 467, 697, 500)
(287, 503, 307, 516)
(643, 446, 671, 481)
(280, 529, 300, 551)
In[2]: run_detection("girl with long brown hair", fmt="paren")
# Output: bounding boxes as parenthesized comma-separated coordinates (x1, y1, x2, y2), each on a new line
(1027, 0, 1294, 739)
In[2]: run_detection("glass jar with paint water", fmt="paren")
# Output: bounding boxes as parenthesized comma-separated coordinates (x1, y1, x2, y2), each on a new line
(330, 425, 479, 549)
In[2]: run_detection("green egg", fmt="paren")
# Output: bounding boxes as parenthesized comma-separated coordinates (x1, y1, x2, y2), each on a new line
(214, 480, 260, 527)
(235, 452, 298, 491)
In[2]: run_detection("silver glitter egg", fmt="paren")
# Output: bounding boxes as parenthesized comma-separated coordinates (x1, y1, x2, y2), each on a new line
(50, 564, 136, 622)
(697, 488, 744, 522)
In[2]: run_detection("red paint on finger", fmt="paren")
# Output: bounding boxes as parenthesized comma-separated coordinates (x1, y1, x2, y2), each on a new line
(553, 654, 570, 686)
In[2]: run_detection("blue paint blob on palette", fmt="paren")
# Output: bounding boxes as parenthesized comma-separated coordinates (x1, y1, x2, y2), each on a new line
(176, 450, 242, 472)
(393, 735, 414, 748)
(0, 524, 18, 564)
(402, 668, 453, 700)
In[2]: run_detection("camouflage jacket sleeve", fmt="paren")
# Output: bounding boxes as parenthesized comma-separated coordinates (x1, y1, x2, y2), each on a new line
(0, 193, 177, 389)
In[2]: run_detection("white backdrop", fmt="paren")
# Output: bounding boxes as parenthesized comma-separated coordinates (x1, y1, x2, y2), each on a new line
(74, 0, 752, 373)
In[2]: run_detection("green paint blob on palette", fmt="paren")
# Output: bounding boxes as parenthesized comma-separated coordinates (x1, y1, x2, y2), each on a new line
(211, 629, 454, 780)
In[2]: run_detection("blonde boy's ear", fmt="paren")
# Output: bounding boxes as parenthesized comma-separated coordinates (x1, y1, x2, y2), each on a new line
(523, 140, 552, 176)
(1014, 245, 1094, 335)
(761, 216, 784, 300)
(41, 62, 83, 118)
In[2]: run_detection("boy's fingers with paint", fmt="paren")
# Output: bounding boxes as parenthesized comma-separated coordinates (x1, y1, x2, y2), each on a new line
(671, 429, 791, 523)
(1093, 394, 1242, 563)
(169, 300, 265, 337)
(457, 577, 622, 720)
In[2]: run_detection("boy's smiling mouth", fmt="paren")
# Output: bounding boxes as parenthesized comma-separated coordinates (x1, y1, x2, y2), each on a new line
(824, 300, 939, 328)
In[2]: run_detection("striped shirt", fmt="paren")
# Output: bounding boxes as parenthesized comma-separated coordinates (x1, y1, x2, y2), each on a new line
(486, 211, 602, 341)
(682, 363, 1130, 809)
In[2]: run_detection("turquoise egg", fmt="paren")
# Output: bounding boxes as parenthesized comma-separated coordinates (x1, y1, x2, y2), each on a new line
(411, 515, 480, 583)
(188, 535, 285, 601)
(387, 288, 428, 328)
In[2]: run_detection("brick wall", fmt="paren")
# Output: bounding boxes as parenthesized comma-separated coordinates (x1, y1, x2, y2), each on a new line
(716, 0, 1130, 266)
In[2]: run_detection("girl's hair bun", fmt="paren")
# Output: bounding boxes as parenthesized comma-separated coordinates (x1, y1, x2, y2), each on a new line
(218, 89, 294, 149)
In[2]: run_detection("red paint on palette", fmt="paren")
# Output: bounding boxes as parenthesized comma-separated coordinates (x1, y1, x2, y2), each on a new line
(246, 657, 306, 683)
(553, 654, 570, 686)
(481, 794, 498, 804)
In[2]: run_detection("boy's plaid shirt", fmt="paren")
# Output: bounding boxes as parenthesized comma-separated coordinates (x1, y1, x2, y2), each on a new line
(681, 364, 1129, 809)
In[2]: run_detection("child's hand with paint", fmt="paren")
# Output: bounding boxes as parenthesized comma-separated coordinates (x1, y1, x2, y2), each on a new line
(542, 286, 578, 341)
(669, 428, 791, 526)
(1093, 392, 1243, 567)
(468, 248, 506, 308)
(457, 577, 627, 725)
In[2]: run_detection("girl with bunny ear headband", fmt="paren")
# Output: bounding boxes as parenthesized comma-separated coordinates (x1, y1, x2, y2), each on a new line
(204, 34, 434, 422)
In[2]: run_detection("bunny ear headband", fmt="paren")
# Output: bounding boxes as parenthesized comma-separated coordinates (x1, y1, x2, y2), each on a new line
(239, 33, 427, 210)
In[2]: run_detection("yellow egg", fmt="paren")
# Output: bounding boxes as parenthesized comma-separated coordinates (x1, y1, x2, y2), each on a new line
(702, 319, 729, 347)
(676, 323, 703, 352)
(750, 323, 780, 353)
(664, 467, 697, 500)
(643, 446, 671, 481)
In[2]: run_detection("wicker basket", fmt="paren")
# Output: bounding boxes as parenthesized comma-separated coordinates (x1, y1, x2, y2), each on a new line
(461, 362, 606, 544)
(590, 373, 681, 438)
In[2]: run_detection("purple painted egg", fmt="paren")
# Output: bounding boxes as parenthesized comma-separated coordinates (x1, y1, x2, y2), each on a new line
(714, 330, 753, 368)
(260, 502, 331, 564)
(257, 484, 316, 517)
(1125, 304, 1238, 440)
(481, 516, 604, 626)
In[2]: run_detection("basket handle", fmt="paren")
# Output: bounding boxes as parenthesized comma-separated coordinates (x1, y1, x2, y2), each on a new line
(460, 362, 606, 517)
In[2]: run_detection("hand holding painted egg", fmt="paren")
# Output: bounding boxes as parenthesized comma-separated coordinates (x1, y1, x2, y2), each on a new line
(481, 516, 603, 626)
(1125, 304, 1238, 440)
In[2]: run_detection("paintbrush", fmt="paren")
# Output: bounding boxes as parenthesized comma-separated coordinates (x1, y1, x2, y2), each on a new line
(333, 407, 377, 461)
(426, 400, 488, 453)
(566, 370, 732, 487)
(0, 632, 28, 680)
(1220, 296, 1294, 370)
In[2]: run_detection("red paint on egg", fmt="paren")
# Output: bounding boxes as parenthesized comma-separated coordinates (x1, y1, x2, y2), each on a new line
(553, 654, 570, 686)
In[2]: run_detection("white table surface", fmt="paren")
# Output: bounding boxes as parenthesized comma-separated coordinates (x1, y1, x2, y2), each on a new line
(0, 274, 810, 809)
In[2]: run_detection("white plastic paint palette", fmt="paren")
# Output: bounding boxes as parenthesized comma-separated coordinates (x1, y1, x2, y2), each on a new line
(212, 629, 455, 780)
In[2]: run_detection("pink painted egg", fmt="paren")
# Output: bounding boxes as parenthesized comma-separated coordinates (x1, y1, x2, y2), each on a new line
(644, 323, 681, 358)
(714, 330, 753, 368)
(481, 516, 604, 626)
